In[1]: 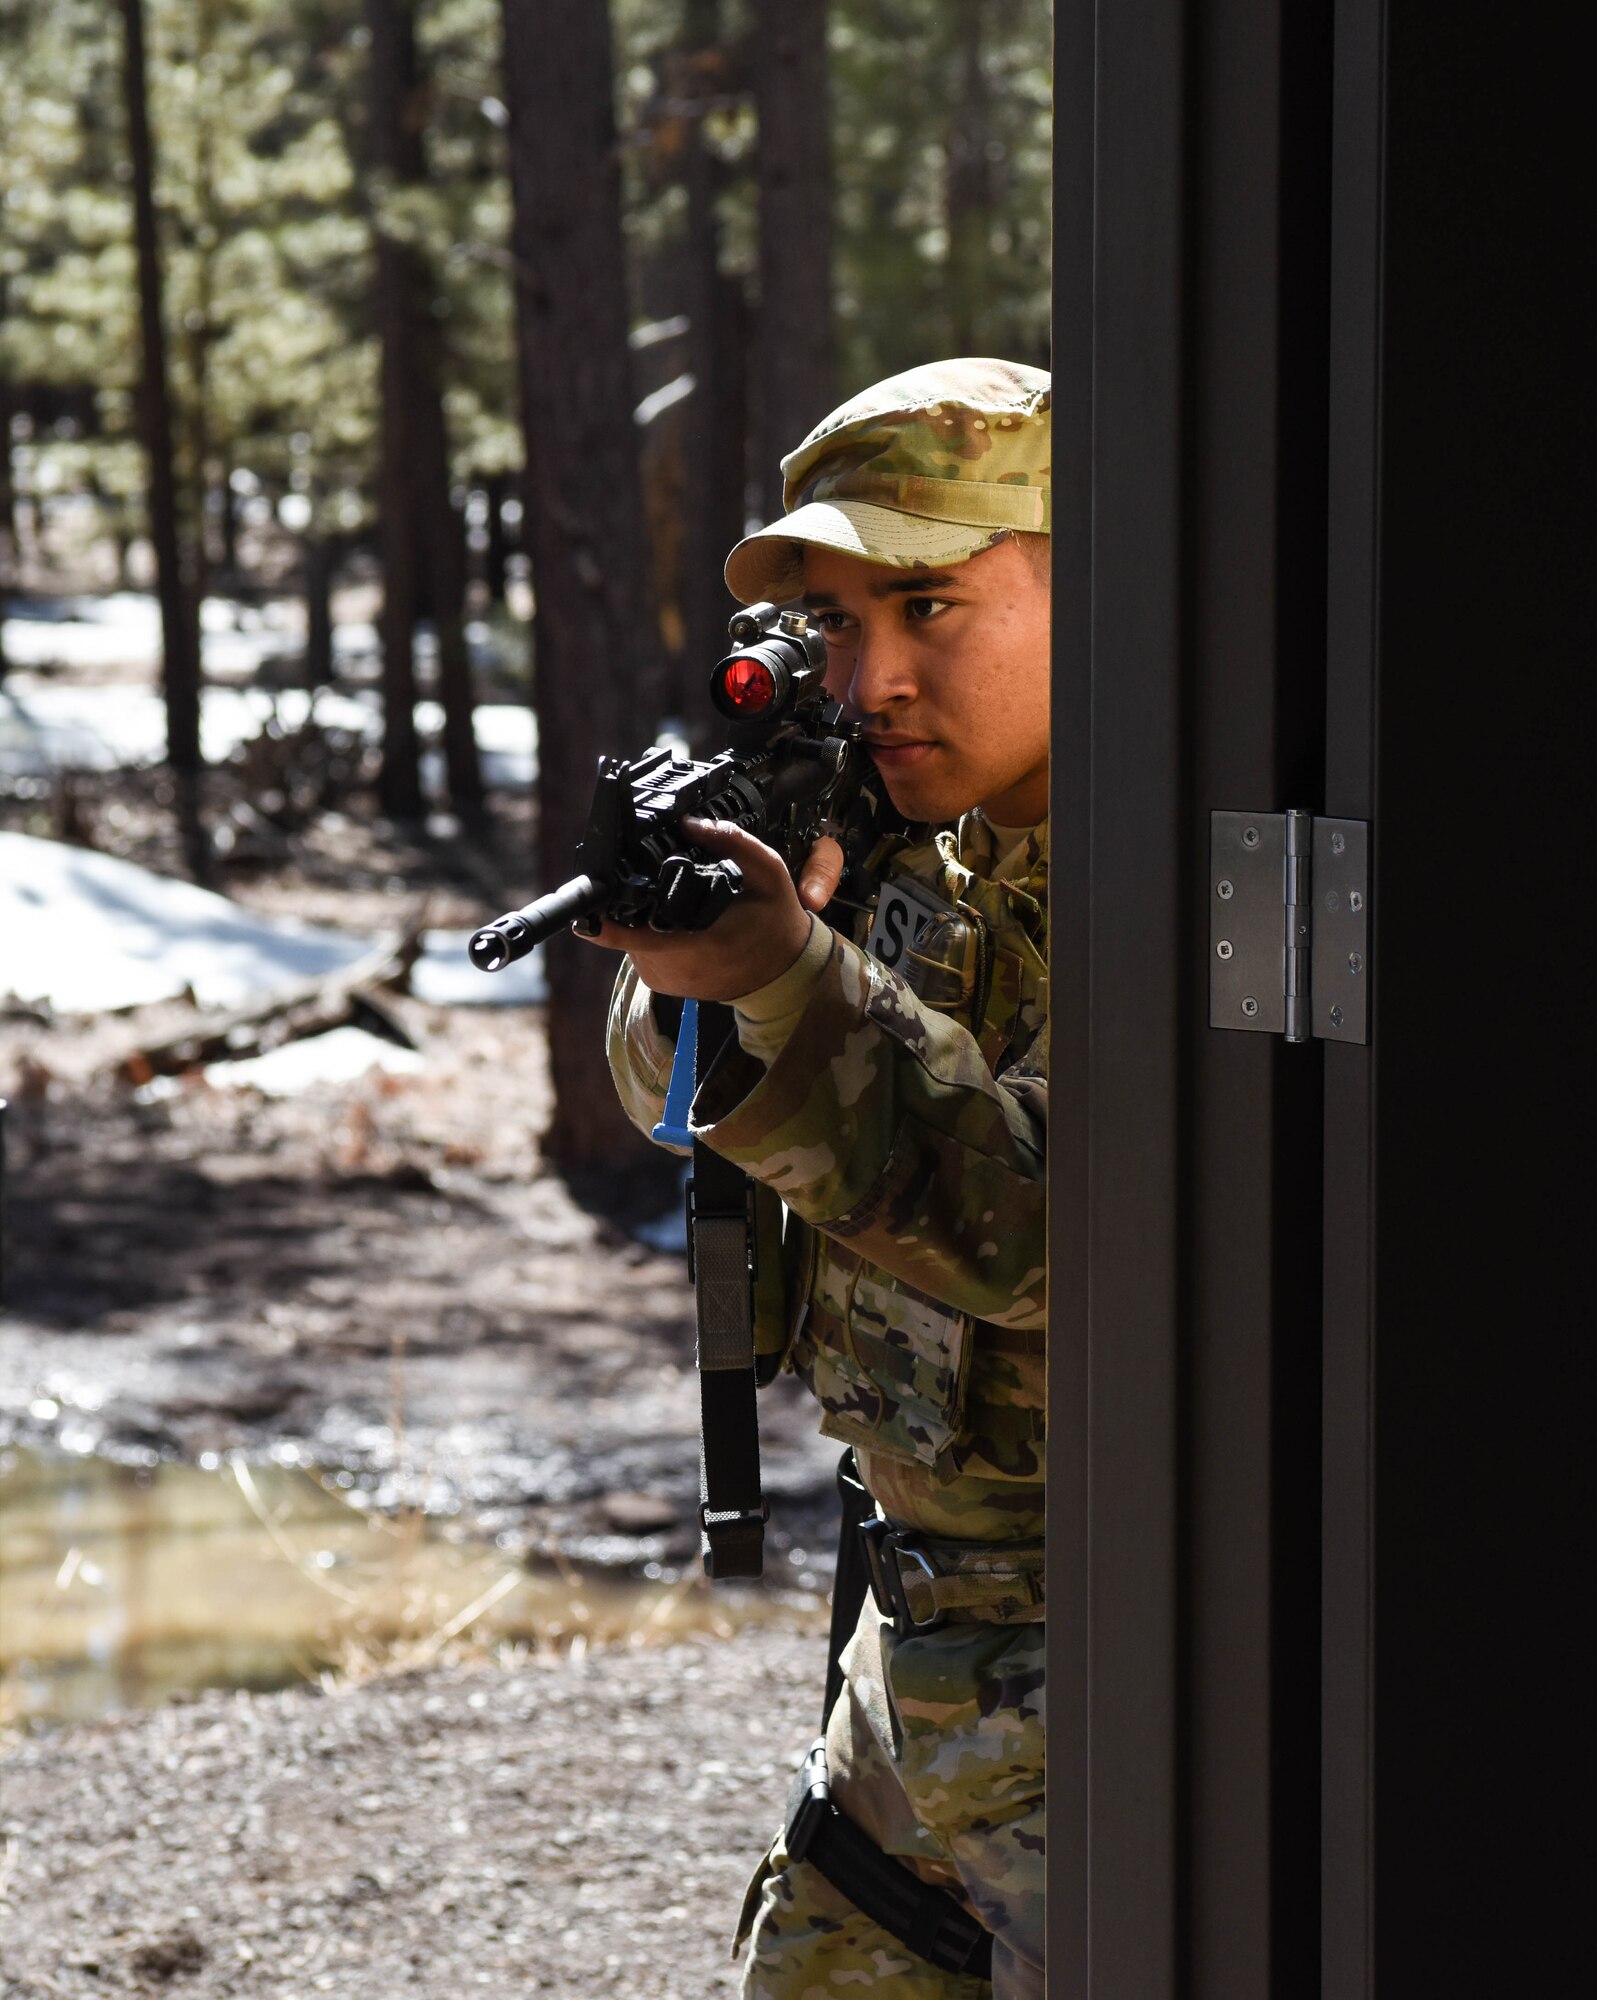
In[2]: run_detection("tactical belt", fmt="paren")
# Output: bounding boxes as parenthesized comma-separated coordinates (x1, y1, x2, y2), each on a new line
(858, 1518, 1046, 1636)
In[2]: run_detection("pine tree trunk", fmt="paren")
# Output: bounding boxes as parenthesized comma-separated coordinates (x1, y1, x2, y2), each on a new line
(501, 0, 667, 1182)
(678, 1, 746, 720)
(0, 373, 13, 688)
(414, 331, 483, 819)
(304, 534, 334, 686)
(219, 457, 239, 577)
(946, 0, 994, 356)
(366, 0, 424, 821)
(119, 0, 206, 878)
(483, 472, 511, 606)
(753, 0, 835, 521)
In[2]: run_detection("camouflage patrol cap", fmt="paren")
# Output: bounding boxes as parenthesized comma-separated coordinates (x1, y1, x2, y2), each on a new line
(724, 356, 1050, 606)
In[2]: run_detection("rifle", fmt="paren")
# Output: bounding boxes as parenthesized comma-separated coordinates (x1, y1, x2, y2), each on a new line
(468, 603, 873, 975)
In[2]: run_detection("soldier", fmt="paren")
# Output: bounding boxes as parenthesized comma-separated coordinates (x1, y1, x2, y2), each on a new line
(591, 357, 1049, 1998)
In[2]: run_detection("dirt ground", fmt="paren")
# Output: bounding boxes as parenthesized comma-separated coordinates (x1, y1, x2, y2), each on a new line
(0, 768, 849, 1994)
(0, 1631, 826, 1999)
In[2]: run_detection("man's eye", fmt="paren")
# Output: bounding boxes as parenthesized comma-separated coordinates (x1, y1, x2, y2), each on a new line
(815, 610, 853, 635)
(905, 596, 952, 621)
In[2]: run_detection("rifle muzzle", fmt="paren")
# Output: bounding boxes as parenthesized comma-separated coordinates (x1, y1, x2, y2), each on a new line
(468, 872, 608, 971)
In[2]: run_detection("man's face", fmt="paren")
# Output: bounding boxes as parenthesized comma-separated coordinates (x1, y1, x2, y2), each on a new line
(801, 535, 1052, 826)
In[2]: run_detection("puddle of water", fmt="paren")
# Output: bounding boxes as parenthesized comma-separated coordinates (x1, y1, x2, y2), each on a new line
(0, 1447, 818, 1727)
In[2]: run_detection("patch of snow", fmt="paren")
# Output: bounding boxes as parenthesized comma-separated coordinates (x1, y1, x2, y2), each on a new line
(1, 681, 168, 772)
(330, 620, 380, 671)
(207, 1024, 424, 1097)
(417, 703, 536, 794)
(460, 703, 537, 788)
(0, 678, 535, 789)
(0, 833, 548, 1015)
(1, 593, 163, 671)
(0, 831, 370, 1013)
(0, 681, 374, 777)
(1, 592, 301, 679)
(411, 931, 546, 1008)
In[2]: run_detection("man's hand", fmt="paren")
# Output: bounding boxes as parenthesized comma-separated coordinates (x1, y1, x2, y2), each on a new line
(579, 818, 844, 1002)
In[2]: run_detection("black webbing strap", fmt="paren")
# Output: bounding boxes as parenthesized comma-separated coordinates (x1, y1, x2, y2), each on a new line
(690, 1002, 766, 1579)
(795, 1448, 994, 1985)
(786, 1735, 995, 1983)
(822, 1448, 876, 1730)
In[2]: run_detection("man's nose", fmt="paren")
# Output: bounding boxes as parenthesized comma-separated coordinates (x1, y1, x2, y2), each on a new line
(840, 624, 918, 717)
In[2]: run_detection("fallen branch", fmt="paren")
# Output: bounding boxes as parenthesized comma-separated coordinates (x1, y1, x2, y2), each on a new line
(107, 919, 427, 1084)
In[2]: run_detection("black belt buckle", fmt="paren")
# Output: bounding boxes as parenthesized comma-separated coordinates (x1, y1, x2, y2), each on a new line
(858, 1517, 944, 1637)
(698, 1499, 771, 1534)
(784, 1737, 834, 1864)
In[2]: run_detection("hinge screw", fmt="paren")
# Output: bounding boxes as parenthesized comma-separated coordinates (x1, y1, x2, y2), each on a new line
(1349, 890, 1363, 912)
(1330, 1005, 1345, 1028)
(1241, 996, 1259, 1018)
(1348, 953, 1363, 974)
(1217, 879, 1234, 900)
(1242, 826, 1261, 849)
(1325, 890, 1340, 912)
(1331, 830, 1346, 856)
(1216, 939, 1234, 960)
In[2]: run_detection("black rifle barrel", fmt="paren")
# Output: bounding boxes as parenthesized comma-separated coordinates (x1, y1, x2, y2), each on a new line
(468, 873, 608, 971)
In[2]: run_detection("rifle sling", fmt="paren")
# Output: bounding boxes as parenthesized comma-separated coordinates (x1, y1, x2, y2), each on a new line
(691, 1002, 766, 1579)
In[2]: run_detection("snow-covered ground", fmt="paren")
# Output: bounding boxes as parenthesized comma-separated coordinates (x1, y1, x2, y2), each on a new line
(0, 831, 546, 1017)
(1, 679, 368, 776)
(1, 592, 363, 680)
(188, 1022, 426, 1097)
(0, 590, 546, 1069)
(0, 679, 536, 790)
(0, 592, 536, 789)
(4, 590, 376, 681)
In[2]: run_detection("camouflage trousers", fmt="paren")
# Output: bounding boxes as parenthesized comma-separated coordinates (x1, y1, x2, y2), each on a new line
(736, 1603, 1045, 1999)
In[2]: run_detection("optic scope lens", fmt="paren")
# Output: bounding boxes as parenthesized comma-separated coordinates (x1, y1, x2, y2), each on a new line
(719, 655, 778, 711)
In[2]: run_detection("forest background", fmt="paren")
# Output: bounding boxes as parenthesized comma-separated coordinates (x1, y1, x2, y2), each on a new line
(1, 0, 1052, 1166)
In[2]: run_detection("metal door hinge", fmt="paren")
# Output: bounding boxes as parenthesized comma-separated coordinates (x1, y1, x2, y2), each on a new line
(1210, 812, 1370, 1044)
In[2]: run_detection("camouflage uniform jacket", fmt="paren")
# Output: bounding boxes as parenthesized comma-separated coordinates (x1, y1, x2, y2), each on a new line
(607, 816, 1047, 1546)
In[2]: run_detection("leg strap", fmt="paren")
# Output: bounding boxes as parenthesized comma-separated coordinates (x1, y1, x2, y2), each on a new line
(785, 1736, 994, 1983)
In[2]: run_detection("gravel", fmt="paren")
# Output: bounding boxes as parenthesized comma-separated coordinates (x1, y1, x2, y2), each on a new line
(0, 1630, 827, 1998)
